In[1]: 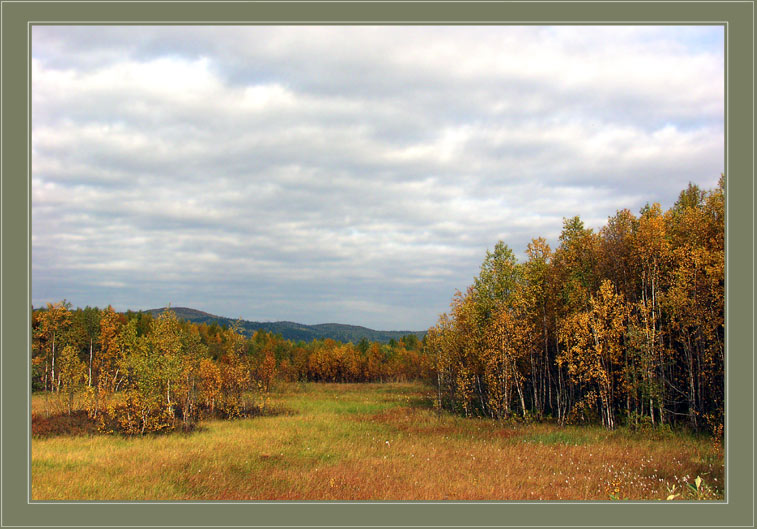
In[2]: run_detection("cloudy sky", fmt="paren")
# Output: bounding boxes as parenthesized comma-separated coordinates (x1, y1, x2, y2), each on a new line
(31, 25, 724, 330)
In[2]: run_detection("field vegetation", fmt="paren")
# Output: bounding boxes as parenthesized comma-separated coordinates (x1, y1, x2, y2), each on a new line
(32, 383, 723, 500)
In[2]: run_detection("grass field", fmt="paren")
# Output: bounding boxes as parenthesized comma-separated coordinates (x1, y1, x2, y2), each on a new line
(32, 382, 723, 500)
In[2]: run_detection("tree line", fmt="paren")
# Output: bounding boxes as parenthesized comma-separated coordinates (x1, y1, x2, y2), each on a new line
(32, 178, 724, 435)
(426, 177, 724, 433)
(32, 305, 429, 434)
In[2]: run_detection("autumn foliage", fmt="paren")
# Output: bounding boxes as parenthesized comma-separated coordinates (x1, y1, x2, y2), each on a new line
(32, 305, 429, 434)
(31, 179, 724, 436)
(426, 178, 724, 432)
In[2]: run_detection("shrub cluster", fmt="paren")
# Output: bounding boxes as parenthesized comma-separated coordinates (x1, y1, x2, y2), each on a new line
(32, 305, 430, 433)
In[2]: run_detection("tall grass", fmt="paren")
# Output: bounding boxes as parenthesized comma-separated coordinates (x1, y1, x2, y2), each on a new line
(32, 382, 723, 500)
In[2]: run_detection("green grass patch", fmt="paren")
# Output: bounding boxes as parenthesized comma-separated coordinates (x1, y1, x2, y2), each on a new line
(520, 429, 592, 446)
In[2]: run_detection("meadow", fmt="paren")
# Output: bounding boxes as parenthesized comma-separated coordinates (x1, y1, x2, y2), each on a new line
(32, 382, 723, 501)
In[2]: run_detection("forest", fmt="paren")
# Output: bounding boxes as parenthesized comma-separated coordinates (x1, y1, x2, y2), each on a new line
(31, 178, 724, 437)
(426, 176, 724, 434)
(32, 302, 429, 434)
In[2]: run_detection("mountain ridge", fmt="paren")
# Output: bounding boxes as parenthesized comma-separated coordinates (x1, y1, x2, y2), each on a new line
(142, 306, 426, 344)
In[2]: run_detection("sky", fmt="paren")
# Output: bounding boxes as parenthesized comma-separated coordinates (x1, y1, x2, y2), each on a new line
(31, 25, 724, 330)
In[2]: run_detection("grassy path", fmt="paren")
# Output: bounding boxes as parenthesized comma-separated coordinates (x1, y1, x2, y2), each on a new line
(32, 383, 723, 500)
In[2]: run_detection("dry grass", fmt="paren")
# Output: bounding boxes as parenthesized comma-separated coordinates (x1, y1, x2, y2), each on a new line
(32, 382, 724, 500)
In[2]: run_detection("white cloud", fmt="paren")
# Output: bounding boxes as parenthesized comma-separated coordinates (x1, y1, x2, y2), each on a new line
(31, 25, 724, 329)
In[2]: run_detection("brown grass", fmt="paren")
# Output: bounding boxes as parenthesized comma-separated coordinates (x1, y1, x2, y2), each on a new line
(31, 382, 724, 501)
(32, 410, 99, 438)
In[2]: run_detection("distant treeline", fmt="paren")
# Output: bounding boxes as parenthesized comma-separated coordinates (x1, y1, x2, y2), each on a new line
(31, 305, 429, 434)
(426, 178, 724, 433)
(144, 307, 426, 344)
(31, 178, 724, 435)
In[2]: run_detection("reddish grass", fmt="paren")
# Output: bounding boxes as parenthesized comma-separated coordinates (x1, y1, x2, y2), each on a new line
(32, 411, 98, 438)
(31, 383, 724, 501)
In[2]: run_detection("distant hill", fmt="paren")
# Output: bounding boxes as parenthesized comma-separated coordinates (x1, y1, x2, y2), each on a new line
(143, 307, 426, 344)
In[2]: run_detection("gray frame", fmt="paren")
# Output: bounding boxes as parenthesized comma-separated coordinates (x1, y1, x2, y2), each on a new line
(1, 1, 753, 527)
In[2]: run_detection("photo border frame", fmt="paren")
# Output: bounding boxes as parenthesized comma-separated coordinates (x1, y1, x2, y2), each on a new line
(1, 1, 753, 527)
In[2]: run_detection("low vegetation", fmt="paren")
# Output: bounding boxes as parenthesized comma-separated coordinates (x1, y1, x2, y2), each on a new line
(32, 382, 723, 501)
(32, 305, 428, 434)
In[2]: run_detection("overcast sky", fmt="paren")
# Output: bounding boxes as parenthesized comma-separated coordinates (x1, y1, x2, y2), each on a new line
(31, 25, 724, 330)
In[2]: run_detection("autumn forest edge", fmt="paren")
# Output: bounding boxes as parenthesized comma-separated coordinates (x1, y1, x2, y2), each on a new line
(31, 177, 725, 437)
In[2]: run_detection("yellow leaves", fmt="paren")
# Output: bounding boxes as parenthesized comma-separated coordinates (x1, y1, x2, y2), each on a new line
(33, 302, 73, 389)
(37, 302, 72, 334)
(58, 345, 86, 386)
(557, 280, 627, 427)
(257, 352, 278, 393)
(198, 357, 222, 409)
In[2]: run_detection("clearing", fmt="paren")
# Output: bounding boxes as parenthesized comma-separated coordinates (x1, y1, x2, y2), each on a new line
(32, 382, 723, 500)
